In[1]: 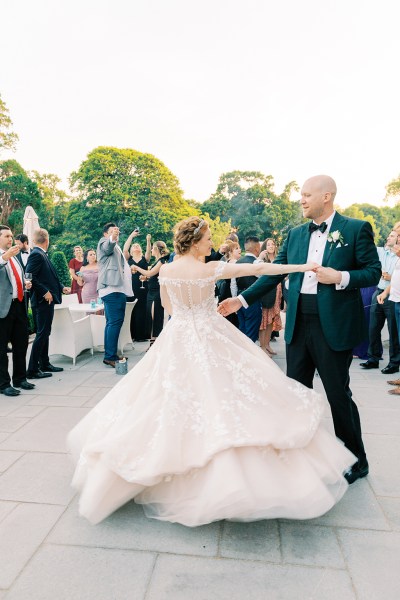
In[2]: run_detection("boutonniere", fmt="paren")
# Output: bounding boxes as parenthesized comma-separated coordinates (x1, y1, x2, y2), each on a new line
(327, 230, 344, 248)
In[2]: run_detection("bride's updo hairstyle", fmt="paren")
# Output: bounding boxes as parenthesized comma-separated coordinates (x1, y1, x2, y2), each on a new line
(174, 216, 209, 255)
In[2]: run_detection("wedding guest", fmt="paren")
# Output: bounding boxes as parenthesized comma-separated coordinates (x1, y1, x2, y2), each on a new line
(378, 259, 400, 394)
(15, 234, 30, 268)
(216, 240, 241, 328)
(219, 174, 381, 484)
(0, 225, 35, 396)
(258, 238, 282, 356)
(123, 233, 151, 341)
(132, 241, 170, 350)
(235, 236, 262, 342)
(360, 230, 400, 374)
(79, 249, 99, 304)
(26, 228, 69, 378)
(97, 223, 133, 367)
(352, 286, 380, 360)
(69, 246, 84, 303)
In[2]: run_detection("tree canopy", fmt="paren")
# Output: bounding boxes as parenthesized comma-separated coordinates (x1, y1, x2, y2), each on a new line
(0, 160, 43, 230)
(202, 170, 302, 245)
(0, 94, 18, 154)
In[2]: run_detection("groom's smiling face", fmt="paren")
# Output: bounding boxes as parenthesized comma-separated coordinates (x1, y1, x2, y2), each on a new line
(300, 176, 336, 222)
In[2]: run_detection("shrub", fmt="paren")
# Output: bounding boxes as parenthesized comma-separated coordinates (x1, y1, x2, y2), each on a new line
(51, 251, 71, 287)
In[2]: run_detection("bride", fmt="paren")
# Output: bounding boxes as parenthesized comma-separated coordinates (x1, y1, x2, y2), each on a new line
(68, 216, 355, 526)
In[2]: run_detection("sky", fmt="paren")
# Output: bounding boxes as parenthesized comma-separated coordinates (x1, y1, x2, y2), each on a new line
(1, 0, 399, 208)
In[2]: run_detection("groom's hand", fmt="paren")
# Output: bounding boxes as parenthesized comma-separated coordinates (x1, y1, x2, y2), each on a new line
(315, 266, 342, 285)
(218, 297, 242, 316)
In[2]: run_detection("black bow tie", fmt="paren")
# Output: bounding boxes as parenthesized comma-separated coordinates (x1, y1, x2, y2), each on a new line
(21, 251, 29, 254)
(309, 222, 327, 234)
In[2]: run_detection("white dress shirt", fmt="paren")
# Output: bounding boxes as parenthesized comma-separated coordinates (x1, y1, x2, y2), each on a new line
(301, 211, 350, 294)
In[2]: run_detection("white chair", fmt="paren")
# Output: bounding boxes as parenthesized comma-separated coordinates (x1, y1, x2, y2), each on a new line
(49, 307, 93, 365)
(61, 293, 79, 305)
(90, 300, 137, 355)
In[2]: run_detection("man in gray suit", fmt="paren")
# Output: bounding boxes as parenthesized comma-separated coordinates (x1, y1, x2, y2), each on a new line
(0, 225, 35, 396)
(97, 223, 133, 367)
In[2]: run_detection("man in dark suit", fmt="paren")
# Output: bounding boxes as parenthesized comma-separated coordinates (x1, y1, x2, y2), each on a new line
(26, 228, 69, 378)
(235, 236, 262, 342)
(219, 175, 381, 484)
(15, 234, 31, 270)
(0, 225, 35, 396)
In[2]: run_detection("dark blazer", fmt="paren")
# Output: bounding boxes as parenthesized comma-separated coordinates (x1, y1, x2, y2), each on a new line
(242, 213, 381, 351)
(26, 247, 63, 307)
(236, 255, 258, 294)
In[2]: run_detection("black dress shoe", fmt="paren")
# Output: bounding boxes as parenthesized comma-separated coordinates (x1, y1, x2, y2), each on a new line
(41, 364, 64, 373)
(26, 370, 52, 379)
(344, 460, 369, 484)
(103, 359, 116, 367)
(381, 364, 400, 375)
(0, 386, 21, 396)
(360, 361, 379, 369)
(14, 380, 36, 390)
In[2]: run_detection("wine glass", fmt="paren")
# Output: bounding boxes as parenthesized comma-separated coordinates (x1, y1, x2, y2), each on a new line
(139, 275, 146, 289)
(24, 272, 32, 291)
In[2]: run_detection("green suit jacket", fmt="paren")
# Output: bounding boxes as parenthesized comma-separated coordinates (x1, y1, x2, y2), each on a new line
(242, 213, 381, 351)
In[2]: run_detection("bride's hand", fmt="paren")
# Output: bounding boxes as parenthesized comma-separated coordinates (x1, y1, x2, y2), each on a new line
(303, 262, 319, 272)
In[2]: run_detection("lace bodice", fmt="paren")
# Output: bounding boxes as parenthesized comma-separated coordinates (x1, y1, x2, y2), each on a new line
(159, 262, 225, 318)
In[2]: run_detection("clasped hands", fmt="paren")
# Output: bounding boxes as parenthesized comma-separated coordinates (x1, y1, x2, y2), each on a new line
(301, 263, 341, 284)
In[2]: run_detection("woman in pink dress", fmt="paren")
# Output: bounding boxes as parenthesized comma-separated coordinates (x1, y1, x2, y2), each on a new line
(78, 249, 99, 304)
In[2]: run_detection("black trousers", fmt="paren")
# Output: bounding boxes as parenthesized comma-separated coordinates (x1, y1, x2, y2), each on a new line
(146, 291, 164, 338)
(0, 300, 29, 389)
(286, 302, 366, 463)
(28, 302, 54, 372)
(367, 290, 400, 365)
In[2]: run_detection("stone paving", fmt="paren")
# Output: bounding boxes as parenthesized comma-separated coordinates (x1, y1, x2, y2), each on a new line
(0, 335, 399, 599)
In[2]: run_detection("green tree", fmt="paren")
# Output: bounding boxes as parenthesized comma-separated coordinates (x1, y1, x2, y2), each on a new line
(202, 170, 302, 244)
(58, 146, 195, 256)
(0, 160, 42, 228)
(51, 251, 71, 287)
(30, 171, 70, 235)
(0, 94, 18, 153)
(386, 174, 400, 202)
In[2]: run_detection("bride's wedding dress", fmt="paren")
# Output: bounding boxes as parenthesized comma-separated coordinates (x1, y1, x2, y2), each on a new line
(68, 262, 354, 526)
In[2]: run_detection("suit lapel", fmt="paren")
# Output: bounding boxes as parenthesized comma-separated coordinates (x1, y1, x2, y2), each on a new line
(322, 212, 348, 266)
(298, 223, 311, 263)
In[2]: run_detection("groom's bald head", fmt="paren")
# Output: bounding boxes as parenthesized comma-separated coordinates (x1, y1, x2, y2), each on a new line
(301, 175, 337, 222)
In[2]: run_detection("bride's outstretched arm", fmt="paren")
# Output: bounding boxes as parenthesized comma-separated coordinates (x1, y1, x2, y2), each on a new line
(212, 260, 318, 280)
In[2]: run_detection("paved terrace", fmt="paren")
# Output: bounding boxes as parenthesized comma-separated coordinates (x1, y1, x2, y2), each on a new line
(0, 334, 399, 600)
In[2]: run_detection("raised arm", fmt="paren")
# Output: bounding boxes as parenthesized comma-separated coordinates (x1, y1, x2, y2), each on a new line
(145, 234, 152, 263)
(133, 259, 163, 278)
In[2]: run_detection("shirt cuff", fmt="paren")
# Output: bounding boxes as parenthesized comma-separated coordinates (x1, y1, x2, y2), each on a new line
(0, 256, 8, 264)
(336, 271, 350, 290)
(238, 294, 248, 308)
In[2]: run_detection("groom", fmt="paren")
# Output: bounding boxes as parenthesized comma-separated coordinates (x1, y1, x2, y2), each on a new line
(219, 175, 381, 483)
